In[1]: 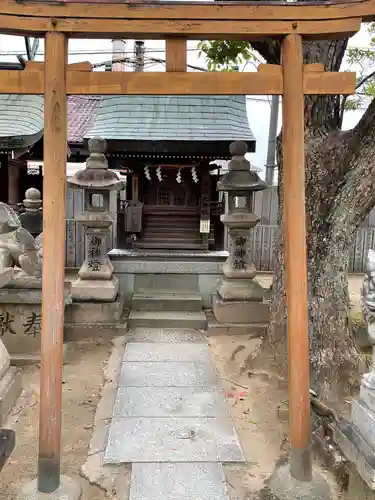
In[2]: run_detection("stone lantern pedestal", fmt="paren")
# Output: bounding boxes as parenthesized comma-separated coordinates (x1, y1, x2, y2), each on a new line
(212, 141, 269, 325)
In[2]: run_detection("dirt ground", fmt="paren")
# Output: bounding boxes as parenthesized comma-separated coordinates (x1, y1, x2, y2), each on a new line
(1, 341, 110, 500)
(0, 274, 364, 499)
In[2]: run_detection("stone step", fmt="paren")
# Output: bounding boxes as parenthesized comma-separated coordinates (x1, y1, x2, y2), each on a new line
(143, 228, 199, 235)
(105, 416, 243, 462)
(143, 226, 199, 233)
(128, 310, 208, 329)
(132, 292, 203, 312)
(135, 242, 207, 250)
(129, 463, 229, 500)
(141, 235, 200, 243)
(144, 221, 199, 228)
(125, 328, 207, 344)
(139, 237, 202, 244)
(144, 221, 198, 227)
(135, 274, 199, 293)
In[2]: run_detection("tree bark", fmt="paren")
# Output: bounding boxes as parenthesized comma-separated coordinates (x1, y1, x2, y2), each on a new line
(250, 38, 375, 403)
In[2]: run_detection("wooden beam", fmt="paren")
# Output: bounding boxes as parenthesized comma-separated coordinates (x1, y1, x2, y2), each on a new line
(0, 69, 356, 95)
(0, 0, 373, 22)
(38, 31, 67, 494)
(259, 63, 325, 74)
(304, 71, 356, 95)
(25, 60, 92, 71)
(258, 64, 356, 94)
(166, 38, 187, 72)
(282, 33, 312, 482)
(0, 13, 361, 40)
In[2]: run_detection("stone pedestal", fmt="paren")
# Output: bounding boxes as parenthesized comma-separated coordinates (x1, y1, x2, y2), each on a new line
(0, 283, 71, 361)
(72, 276, 119, 302)
(64, 293, 126, 341)
(337, 249, 375, 498)
(212, 294, 269, 325)
(337, 406, 375, 499)
(0, 338, 21, 426)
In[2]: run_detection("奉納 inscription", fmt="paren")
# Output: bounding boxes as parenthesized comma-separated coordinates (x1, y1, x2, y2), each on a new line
(23, 312, 42, 337)
(0, 312, 15, 336)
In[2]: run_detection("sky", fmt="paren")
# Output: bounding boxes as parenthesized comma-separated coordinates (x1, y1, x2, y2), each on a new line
(0, 24, 373, 179)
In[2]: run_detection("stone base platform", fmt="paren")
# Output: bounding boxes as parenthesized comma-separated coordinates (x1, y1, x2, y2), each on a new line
(109, 249, 227, 310)
(0, 283, 71, 361)
(348, 467, 375, 500)
(0, 366, 22, 425)
(212, 294, 269, 325)
(64, 319, 128, 341)
(64, 294, 127, 341)
(72, 276, 119, 302)
(336, 420, 375, 491)
(65, 294, 124, 324)
(206, 312, 268, 337)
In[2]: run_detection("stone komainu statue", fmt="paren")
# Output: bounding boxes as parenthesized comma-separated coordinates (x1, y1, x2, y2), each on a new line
(0, 202, 42, 289)
(361, 249, 375, 319)
(361, 249, 375, 389)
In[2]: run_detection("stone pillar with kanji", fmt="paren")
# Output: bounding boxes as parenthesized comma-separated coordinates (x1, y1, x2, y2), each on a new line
(212, 141, 269, 325)
(68, 137, 124, 302)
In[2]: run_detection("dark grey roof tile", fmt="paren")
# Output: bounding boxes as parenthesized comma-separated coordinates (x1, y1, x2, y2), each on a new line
(85, 95, 254, 143)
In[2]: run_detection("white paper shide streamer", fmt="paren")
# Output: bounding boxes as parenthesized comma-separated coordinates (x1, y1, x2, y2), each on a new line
(191, 166, 199, 183)
(144, 165, 151, 181)
(156, 166, 162, 182)
(176, 168, 182, 184)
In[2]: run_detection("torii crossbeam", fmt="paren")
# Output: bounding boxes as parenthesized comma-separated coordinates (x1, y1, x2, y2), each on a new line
(2, 0, 373, 496)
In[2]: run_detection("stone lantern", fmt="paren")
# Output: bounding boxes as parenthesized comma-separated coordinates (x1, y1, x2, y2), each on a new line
(68, 137, 124, 302)
(212, 141, 269, 324)
(19, 187, 43, 237)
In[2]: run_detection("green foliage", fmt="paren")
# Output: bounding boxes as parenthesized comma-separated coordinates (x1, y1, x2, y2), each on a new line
(197, 41, 261, 71)
(199, 29, 375, 113)
(344, 23, 375, 110)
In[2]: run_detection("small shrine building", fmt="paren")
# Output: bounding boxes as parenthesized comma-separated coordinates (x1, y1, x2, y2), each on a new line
(0, 93, 255, 253)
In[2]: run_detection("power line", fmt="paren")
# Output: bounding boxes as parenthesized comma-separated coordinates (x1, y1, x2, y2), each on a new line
(0, 47, 200, 57)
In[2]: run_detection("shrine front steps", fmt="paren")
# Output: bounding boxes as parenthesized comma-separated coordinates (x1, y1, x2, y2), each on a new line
(134, 241, 207, 251)
(132, 292, 203, 312)
(128, 310, 208, 330)
(128, 292, 207, 330)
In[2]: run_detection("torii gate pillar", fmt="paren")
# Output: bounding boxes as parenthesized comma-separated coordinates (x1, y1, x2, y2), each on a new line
(261, 34, 331, 500)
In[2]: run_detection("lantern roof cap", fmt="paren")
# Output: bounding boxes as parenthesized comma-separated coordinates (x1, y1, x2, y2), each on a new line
(217, 141, 266, 193)
(68, 137, 124, 191)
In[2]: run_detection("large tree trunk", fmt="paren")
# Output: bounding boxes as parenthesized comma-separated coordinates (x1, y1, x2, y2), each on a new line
(249, 38, 375, 403)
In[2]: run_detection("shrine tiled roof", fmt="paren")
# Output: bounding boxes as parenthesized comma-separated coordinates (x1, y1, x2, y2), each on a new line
(84, 96, 255, 144)
(68, 96, 102, 144)
(0, 94, 255, 158)
(0, 95, 101, 151)
(0, 95, 44, 150)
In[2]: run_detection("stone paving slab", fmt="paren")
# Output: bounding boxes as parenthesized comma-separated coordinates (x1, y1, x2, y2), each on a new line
(104, 417, 244, 463)
(119, 362, 218, 387)
(124, 328, 207, 344)
(129, 463, 229, 500)
(124, 343, 212, 363)
(113, 386, 230, 418)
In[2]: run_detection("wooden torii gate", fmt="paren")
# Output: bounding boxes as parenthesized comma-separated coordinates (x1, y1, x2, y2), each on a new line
(0, 0, 373, 493)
